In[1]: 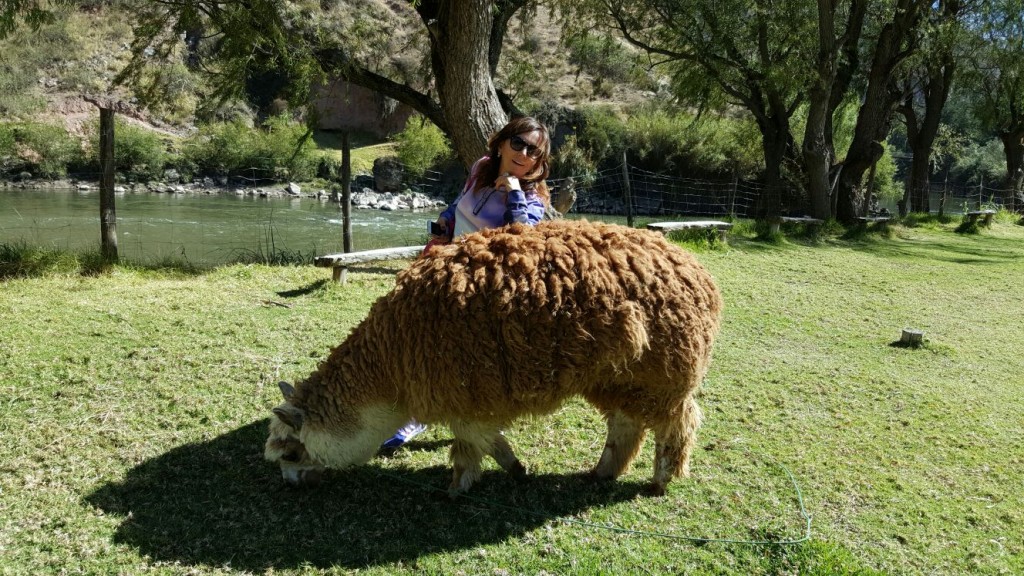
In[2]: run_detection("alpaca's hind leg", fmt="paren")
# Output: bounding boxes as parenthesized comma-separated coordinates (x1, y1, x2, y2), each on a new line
(592, 410, 646, 480)
(488, 432, 527, 479)
(448, 420, 489, 496)
(448, 422, 523, 495)
(649, 396, 702, 496)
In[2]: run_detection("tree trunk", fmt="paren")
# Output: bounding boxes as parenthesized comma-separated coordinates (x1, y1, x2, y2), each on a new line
(803, 0, 841, 221)
(803, 125, 833, 219)
(907, 140, 933, 213)
(99, 107, 118, 263)
(836, 0, 924, 223)
(744, 102, 801, 220)
(904, 1, 960, 214)
(1000, 129, 1024, 211)
(430, 0, 509, 166)
(756, 117, 796, 219)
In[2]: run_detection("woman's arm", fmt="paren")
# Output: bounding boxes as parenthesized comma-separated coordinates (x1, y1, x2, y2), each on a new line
(438, 198, 457, 225)
(503, 188, 546, 226)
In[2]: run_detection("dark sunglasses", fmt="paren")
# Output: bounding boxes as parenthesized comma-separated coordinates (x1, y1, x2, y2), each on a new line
(509, 134, 544, 159)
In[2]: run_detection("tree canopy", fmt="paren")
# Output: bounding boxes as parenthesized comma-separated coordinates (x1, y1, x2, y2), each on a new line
(118, 0, 532, 167)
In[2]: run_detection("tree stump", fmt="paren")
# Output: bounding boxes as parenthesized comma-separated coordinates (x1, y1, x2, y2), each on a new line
(900, 329, 924, 346)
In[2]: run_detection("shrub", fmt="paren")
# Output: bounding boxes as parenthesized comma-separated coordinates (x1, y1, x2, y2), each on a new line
(574, 106, 628, 165)
(571, 104, 763, 178)
(0, 122, 84, 179)
(260, 115, 320, 181)
(566, 32, 635, 84)
(870, 143, 900, 204)
(550, 135, 598, 186)
(182, 115, 319, 182)
(132, 62, 201, 126)
(392, 115, 452, 179)
(79, 119, 171, 182)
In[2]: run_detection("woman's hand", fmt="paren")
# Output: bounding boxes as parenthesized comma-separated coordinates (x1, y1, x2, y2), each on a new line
(495, 172, 521, 192)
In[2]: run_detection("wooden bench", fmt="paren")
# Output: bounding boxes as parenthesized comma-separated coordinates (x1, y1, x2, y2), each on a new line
(315, 245, 426, 284)
(966, 210, 996, 226)
(647, 220, 733, 241)
(856, 216, 892, 228)
(769, 216, 825, 234)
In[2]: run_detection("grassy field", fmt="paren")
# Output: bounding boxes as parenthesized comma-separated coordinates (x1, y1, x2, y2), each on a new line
(1, 218, 1022, 575)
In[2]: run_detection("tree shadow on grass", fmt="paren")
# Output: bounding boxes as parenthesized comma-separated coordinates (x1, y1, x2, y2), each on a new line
(85, 421, 645, 572)
(276, 279, 329, 298)
(840, 230, 1024, 266)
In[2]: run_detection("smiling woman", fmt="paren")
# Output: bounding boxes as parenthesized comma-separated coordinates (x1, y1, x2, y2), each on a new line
(428, 116, 553, 243)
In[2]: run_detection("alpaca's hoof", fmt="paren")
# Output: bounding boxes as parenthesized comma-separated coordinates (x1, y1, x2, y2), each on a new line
(643, 482, 667, 497)
(509, 460, 528, 480)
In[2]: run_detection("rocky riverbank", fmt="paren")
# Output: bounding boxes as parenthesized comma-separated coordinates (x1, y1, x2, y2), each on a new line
(0, 177, 450, 211)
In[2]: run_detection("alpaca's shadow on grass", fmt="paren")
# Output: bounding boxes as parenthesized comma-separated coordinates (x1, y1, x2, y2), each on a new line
(85, 421, 645, 571)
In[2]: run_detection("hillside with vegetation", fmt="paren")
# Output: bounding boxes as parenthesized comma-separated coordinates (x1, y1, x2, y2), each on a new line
(0, 5, 600, 180)
(0, 2, 776, 195)
(1, 0, 1021, 219)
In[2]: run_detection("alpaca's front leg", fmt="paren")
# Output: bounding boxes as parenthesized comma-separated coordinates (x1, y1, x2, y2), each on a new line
(592, 409, 646, 480)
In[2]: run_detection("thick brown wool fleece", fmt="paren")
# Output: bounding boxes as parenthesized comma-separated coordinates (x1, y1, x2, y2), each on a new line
(291, 219, 723, 429)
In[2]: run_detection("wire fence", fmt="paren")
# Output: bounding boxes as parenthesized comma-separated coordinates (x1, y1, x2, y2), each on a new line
(52, 159, 1024, 219)
(548, 165, 763, 218)
(4, 162, 1022, 266)
(536, 163, 1021, 219)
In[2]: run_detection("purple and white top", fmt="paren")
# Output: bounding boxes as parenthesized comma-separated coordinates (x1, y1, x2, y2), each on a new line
(440, 157, 546, 237)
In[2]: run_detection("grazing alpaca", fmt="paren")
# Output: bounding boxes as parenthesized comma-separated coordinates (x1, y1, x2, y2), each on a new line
(266, 219, 723, 496)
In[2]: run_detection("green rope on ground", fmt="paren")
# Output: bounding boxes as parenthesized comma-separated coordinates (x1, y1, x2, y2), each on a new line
(374, 459, 812, 546)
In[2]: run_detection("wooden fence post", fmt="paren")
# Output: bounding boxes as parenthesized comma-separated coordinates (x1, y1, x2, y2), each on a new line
(621, 151, 634, 228)
(341, 130, 352, 253)
(99, 106, 118, 263)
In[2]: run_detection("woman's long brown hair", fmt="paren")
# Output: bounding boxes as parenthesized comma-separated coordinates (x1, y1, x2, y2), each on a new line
(472, 116, 551, 205)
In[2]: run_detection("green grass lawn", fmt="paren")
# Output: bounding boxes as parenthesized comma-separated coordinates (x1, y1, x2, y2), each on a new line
(1, 220, 1022, 575)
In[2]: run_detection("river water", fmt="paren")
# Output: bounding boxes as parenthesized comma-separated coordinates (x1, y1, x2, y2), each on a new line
(0, 188, 441, 265)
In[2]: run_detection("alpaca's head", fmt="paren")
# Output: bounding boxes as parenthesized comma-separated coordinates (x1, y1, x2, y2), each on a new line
(264, 381, 403, 487)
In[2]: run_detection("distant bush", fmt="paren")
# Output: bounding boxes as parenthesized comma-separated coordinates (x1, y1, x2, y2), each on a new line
(870, 144, 900, 204)
(132, 62, 202, 126)
(78, 119, 171, 182)
(574, 106, 628, 163)
(565, 32, 636, 85)
(572, 104, 763, 178)
(181, 115, 319, 182)
(952, 138, 1005, 186)
(550, 135, 598, 187)
(0, 122, 84, 179)
(392, 115, 452, 178)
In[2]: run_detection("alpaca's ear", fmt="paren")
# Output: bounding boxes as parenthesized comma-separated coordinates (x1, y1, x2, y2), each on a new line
(272, 404, 304, 431)
(278, 381, 295, 400)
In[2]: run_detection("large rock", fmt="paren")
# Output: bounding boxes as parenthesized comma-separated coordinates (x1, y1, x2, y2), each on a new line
(373, 157, 404, 193)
